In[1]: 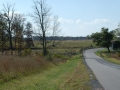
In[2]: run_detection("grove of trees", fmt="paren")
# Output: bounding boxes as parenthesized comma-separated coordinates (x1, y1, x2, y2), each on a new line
(0, 4, 34, 55)
(0, 0, 61, 56)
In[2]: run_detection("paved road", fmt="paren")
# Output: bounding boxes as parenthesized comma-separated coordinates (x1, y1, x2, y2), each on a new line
(84, 48, 120, 90)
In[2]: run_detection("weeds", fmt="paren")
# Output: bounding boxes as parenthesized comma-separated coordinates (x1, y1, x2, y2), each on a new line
(0, 55, 49, 83)
(95, 49, 120, 65)
(0, 40, 95, 85)
(22, 48, 32, 56)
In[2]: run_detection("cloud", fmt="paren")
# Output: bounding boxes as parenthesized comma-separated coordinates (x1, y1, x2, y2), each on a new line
(58, 18, 82, 24)
(8, 11, 21, 16)
(90, 19, 110, 25)
(54, 17, 116, 36)
(76, 19, 81, 24)
(58, 18, 74, 24)
(14, 12, 20, 14)
(58, 18, 110, 25)
(76, 18, 111, 30)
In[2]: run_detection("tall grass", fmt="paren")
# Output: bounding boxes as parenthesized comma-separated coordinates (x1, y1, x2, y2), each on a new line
(0, 40, 94, 84)
(0, 54, 91, 90)
(95, 49, 120, 65)
(0, 55, 51, 83)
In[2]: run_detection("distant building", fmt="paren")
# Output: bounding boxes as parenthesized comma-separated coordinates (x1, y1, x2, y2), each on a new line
(111, 41, 120, 50)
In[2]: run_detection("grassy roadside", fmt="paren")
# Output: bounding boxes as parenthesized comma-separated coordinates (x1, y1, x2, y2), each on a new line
(0, 54, 91, 90)
(95, 49, 120, 65)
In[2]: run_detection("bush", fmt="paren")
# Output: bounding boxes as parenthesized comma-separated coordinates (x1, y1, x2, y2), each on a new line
(117, 51, 120, 57)
(22, 48, 31, 56)
(46, 53, 53, 61)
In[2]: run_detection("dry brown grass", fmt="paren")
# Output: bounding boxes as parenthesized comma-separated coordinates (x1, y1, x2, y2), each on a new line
(0, 55, 52, 83)
(95, 50, 120, 65)
(0, 40, 94, 84)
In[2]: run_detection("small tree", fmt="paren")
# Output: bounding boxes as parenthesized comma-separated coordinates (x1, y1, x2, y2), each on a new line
(25, 22, 33, 39)
(12, 14, 25, 55)
(113, 28, 119, 37)
(86, 35, 91, 40)
(24, 21, 34, 48)
(113, 22, 120, 40)
(91, 27, 114, 52)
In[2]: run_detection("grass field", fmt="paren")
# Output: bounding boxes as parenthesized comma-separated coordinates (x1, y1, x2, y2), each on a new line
(0, 55, 91, 90)
(0, 40, 94, 90)
(34, 40, 95, 49)
(95, 49, 120, 65)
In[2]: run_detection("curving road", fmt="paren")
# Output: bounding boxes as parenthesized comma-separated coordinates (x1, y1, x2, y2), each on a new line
(84, 48, 120, 90)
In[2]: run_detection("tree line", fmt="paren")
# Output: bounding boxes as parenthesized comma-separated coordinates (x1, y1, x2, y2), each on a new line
(0, 8, 33, 55)
(33, 36, 87, 40)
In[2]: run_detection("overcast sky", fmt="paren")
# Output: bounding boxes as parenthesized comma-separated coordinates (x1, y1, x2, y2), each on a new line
(0, 0, 120, 36)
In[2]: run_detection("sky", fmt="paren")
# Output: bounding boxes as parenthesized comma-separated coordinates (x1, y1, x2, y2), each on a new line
(0, 0, 120, 36)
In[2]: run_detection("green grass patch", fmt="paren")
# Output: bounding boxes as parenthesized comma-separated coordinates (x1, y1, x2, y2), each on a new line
(0, 55, 91, 90)
(95, 49, 120, 65)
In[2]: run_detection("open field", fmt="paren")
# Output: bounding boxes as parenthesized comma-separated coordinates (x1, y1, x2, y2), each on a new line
(60, 40, 95, 48)
(33, 40, 95, 49)
(0, 40, 95, 89)
(95, 49, 120, 65)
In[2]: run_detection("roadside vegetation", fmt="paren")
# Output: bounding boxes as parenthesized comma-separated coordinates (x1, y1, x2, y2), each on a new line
(0, 0, 96, 88)
(0, 54, 91, 90)
(95, 49, 120, 65)
(0, 40, 95, 90)
(90, 25, 120, 65)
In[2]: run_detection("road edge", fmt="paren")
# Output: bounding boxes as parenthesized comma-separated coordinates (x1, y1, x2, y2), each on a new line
(82, 49, 105, 90)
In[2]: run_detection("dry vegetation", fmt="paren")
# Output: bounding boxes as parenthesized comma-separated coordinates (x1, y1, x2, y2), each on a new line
(0, 40, 95, 89)
(34, 40, 95, 49)
(0, 55, 91, 90)
(0, 55, 52, 83)
(95, 49, 120, 65)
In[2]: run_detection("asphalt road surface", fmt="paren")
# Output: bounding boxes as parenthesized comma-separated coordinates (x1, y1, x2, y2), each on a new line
(84, 48, 120, 90)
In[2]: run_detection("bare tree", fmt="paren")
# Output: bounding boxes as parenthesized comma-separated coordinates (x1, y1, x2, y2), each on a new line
(47, 15, 61, 48)
(2, 3, 15, 53)
(30, 0, 60, 56)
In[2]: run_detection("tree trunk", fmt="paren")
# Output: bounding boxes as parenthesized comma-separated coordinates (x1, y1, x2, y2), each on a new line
(44, 35, 47, 56)
(8, 21, 13, 54)
(1, 31, 4, 53)
(43, 32, 47, 56)
(107, 47, 110, 53)
(42, 31, 47, 56)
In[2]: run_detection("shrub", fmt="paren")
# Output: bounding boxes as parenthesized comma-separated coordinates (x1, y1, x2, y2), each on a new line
(46, 53, 53, 61)
(22, 48, 31, 56)
(117, 51, 120, 57)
